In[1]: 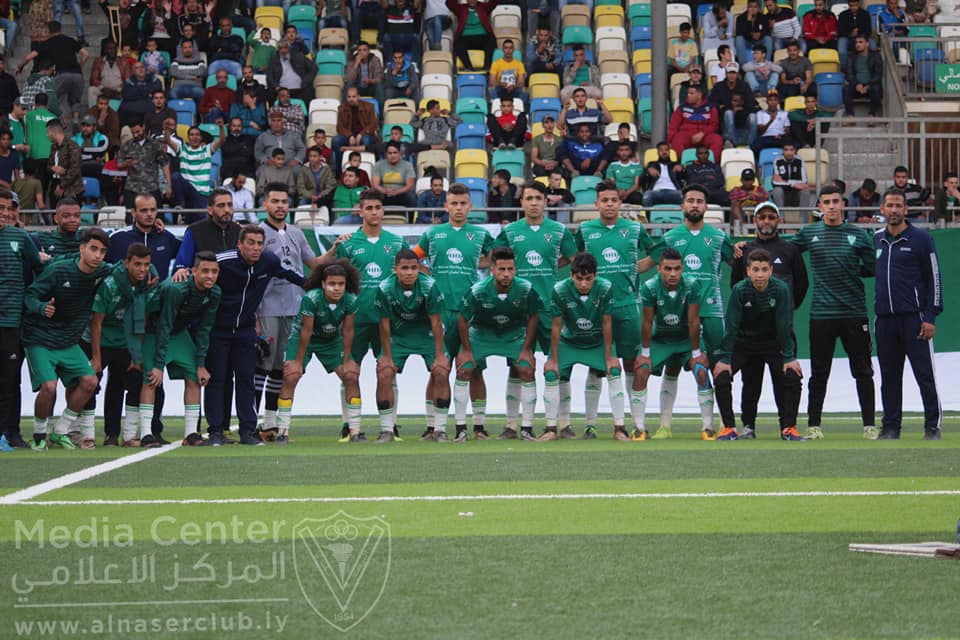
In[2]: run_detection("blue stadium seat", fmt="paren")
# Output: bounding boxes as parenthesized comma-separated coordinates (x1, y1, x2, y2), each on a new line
(529, 97, 561, 124)
(631, 25, 651, 50)
(360, 97, 380, 118)
(635, 73, 652, 100)
(914, 48, 945, 88)
(82, 177, 100, 202)
(459, 177, 487, 220)
(456, 74, 487, 100)
(169, 99, 197, 126)
(814, 72, 845, 110)
(455, 123, 487, 150)
(758, 147, 783, 182)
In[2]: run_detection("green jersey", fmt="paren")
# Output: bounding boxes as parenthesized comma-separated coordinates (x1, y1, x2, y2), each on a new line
(7, 115, 25, 148)
(719, 278, 795, 364)
(335, 228, 407, 325)
(85, 262, 158, 349)
(492, 217, 577, 310)
(292, 289, 358, 344)
(22, 257, 111, 349)
(550, 276, 614, 348)
(576, 217, 653, 308)
(142, 278, 221, 367)
(461, 275, 540, 342)
(25, 107, 56, 161)
(649, 223, 733, 318)
(605, 160, 643, 192)
(639, 274, 702, 342)
(416, 222, 494, 311)
(790, 220, 875, 320)
(0, 224, 43, 328)
(375, 272, 444, 339)
(32, 228, 83, 256)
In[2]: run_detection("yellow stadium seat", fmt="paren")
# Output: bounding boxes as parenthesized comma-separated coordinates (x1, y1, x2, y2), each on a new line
(594, 5, 625, 28)
(603, 97, 634, 125)
(809, 48, 841, 75)
(643, 147, 678, 165)
(454, 149, 489, 179)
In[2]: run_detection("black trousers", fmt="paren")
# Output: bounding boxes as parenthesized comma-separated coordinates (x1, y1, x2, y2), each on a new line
(715, 341, 802, 431)
(81, 342, 140, 438)
(0, 327, 24, 440)
(453, 34, 495, 71)
(875, 314, 941, 432)
(807, 317, 875, 427)
(738, 330, 798, 429)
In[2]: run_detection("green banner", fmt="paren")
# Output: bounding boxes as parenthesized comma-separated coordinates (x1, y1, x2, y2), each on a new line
(935, 63, 960, 93)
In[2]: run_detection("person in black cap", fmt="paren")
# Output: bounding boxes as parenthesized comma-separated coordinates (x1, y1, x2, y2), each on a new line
(729, 167, 770, 222)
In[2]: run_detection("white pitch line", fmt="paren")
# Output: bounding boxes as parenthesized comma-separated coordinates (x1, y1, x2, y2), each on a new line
(0, 443, 181, 505)
(7, 489, 960, 506)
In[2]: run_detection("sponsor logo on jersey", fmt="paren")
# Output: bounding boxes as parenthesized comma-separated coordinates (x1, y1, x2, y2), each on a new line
(435, 232, 447, 240)
(321, 323, 337, 334)
(62, 281, 71, 288)
(446, 248, 464, 264)
(744, 301, 753, 307)
(400, 312, 417, 320)
(588, 232, 601, 240)
(365, 263, 383, 278)
(353, 247, 366, 255)
(684, 254, 702, 270)
(493, 314, 509, 324)
(514, 234, 526, 242)
(602, 248, 621, 263)
(482, 303, 494, 309)
(673, 239, 687, 247)
(576, 318, 593, 331)
(525, 250, 543, 267)
(769, 298, 776, 307)
(663, 313, 679, 325)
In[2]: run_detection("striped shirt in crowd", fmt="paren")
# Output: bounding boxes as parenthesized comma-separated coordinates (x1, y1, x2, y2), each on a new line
(178, 143, 214, 197)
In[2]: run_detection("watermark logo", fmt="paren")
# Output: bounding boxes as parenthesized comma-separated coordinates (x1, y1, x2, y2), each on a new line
(291, 512, 391, 633)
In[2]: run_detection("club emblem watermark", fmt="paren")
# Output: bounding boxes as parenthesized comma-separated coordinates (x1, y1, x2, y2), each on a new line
(291, 512, 391, 633)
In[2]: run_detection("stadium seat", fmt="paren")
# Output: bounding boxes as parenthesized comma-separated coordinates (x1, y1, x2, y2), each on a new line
(628, 3, 651, 27)
(595, 26, 628, 52)
(491, 4, 522, 34)
(383, 98, 417, 125)
(416, 149, 451, 178)
(360, 97, 380, 118)
(637, 97, 652, 136)
(721, 148, 755, 181)
(530, 122, 545, 138)
(635, 72, 652, 99)
(601, 73, 632, 100)
(318, 28, 349, 49)
(814, 72, 845, 111)
(294, 206, 330, 226)
(456, 74, 487, 100)
(571, 175, 602, 206)
(455, 97, 488, 124)
(458, 177, 488, 218)
(562, 26, 593, 47)
(784, 96, 806, 112)
(798, 147, 829, 187)
(604, 98, 634, 125)
(704, 205, 725, 226)
(421, 74, 454, 102)
(169, 99, 197, 126)
(287, 4, 316, 28)
(681, 147, 714, 165)
(594, 4, 625, 28)
(572, 207, 600, 223)
(666, 3, 692, 21)
(631, 25, 652, 51)
(312, 75, 343, 101)
(98, 206, 127, 226)
(82, 177, 100, 203)
(809, 48, 840, 75)
(255, 6, 284, 33)
(492, 148, 526, 181)
(205, 75, 238, 89)
(758, 147, 783, 188)
(529, 73, 561, 100)
(598, 50, 630, 76)
(561, 5, 591, 30)
(360, 28, 379, 44)
(455, 123, 488, 150)
(648, 205, 684, 225)
(941, 26, 960, 60)
(382, 123, 414, 143)
(603, 122, 637, 141)
(176, 124, 190, 141)
(643, 147, 678, 165)
(530, 97, 562, 124)
(633, 49, 652, 75)
(340, 151, 376, 175)
(456, 50, 488, 73)
(422, 51, 454, 77)
(914, 48, 945, 88)
(830, 3, 848, 18)
(314, 49, 347, 76)
(535, 175, 566, 189)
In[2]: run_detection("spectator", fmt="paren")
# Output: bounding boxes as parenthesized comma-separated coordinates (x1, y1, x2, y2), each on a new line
(167, 122, 226, 222)
(779, 40, 814, 99)
(255, 111, 306, 170)
(169, 39, 207, 102)
(531, 115, 563, 177)
(221, 117, 256, 180)
(561, 123, 605, 177)
(743, 44, 782, 96)
(17, 21, 88, 125)
(371, 142, 417, 210)
(932, 172, 959, 222)
(0, 3, 19, 57)
(877, 0, 908, 40)
(711, 45, 735, 86)
(280, 24, 309, 58)
(487, 168, 519, 224)
(155, 115, 183, 172)
(350, 0, 383, 48)
(770, 141, 811, 211)
(117, 119, 172, 213)
(544, 170, 574, 222)
(843, 35, 883, 118)
(561, 44, 601, 102)
(847, 178, 879, 222)
(640, 141, 684, 207)
(27, 0, 54, 50)
(177, 0, 212, 48)
(272, 87, 305, 135)
(668, 22, 699, 76)
(803, 0, 838, 52)
(226, 170, 257, 223)
(332, 166, 364, 223)
(447, 0, 496, 72)
(683, 145, 729, 207)
(176, 21, 208, 57)
(344, 41, 385, 107)
(86, 94, 121, 152)
(24, 93, 57, 186)
(735, 0, 772, 68)
(14, 165, 46, 221)
(73, 115, 109, 177)
(410, 99, 461, 153)
(892, 166, 932, 217)
(379, 125, 414, 160)
(236, 66, 268, 106)
(341, 151, 371, 187)
(526, 25, 562, 76)
(247, 27, 277, 74)
(710, 61, 759, 120)
(385, 50, 420, 102)
(559, 88, 611, 138)
(423, 0, 452, 52)
(309, 129, 333, 165)
(764, 0, 803, 51)
(905, 0, 938, 23)
(267, 40, 316, 103)
(7, 100, 29, 158)
(105, 193, 182, 281)
(837, 0, 873, 67)
(789, 93, 831, 148)
(669, 84, 724, 162)
(199, 69, 236, 124)
(140, 38, 169, 78)
(297, 145, 336, 208)
(677, 65, 707, 106)
(597, 122, 638, 176)
(257, 148, 298, 202)
(20, 58, 60, 115)
(754, 89, 792, 153)
(0, 131, 20, 190)
(383, 0, 422, 62)
(318, 0, 349, 30)
(702, 2, 735, 53)
(332, 88, 378, 167)
(489, 39, 527, 103)
(53, 0, 85, 44)
(604, 141, 643, 205)
(118, 62, 162, 127)
(728, 167, 770, 222)
(88, 41, 130, 106)
(416, 175, 448, 223)
(487, 96, 529, 149)
(145, 90, 176, 137)
(229, 89, 268, 137)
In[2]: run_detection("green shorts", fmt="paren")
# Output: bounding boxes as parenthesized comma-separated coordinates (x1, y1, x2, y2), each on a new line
(648, 336, 692, 376)
(391, 335, 437, 373)
(442, 309, 461, 357)
(467, 330, 534, 370)
(535, 313, 552, 354)
(557, 340, 610, 380)
(25, 344, 94, 392)
(611, 303, 641, 360)
(700, 317, 725, 365)
(350, 322, 382, 362)
(286, 338, 344, 374)
(142, 331, 198, 382)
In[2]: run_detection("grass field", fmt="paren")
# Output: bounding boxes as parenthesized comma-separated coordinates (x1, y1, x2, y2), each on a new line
(2, 415, 959, 639)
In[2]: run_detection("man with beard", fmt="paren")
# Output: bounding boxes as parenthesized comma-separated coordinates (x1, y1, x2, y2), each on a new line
(117, 118, 172, 215)
(221, 117, 256, 181)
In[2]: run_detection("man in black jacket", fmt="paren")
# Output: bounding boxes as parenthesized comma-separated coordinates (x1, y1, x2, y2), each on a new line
(843, 35, 883, 117)
(220, 117, 256, 181)
(172, 189, 242, 279)
(837, 0, 873, 67)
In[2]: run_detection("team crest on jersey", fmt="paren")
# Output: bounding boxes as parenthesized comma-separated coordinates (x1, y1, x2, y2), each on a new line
(769, 298, 776, 307)
(847, 235, 857, 246)
(466, 232, 475, 241)
(544, 233, 553, 244)
(384, 245, 394, 254)
(704, 237, 713, 246)
(9, 241, 20, 252)
(619, 229, 629, 239)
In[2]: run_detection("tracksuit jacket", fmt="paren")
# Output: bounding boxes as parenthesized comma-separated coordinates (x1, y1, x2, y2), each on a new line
(874, 222, 942, 323)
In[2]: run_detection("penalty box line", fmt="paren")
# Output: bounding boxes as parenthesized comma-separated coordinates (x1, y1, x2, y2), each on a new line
(7, 489, 960, 506)
(0, 443, 181, 506)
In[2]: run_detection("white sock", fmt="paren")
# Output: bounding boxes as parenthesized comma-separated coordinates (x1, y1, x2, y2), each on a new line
(630, 389, 647, 431)
(80, 409, 96, 439)
(184, 404, 200, 437)
(608, 374, 625, 427)
(434, 401, 449, 433)
(471, 399, 486, 429)
(139, 404, 154, 439)
(585, 371, 602, 424)
(54, 408, 80, 435)
(453, 379, 469, 424)
(559, 381, 571, 427)
(122, 406, 139, 441)
(263, 409, 277, 430)
(277, 399, 292, 431)
(520, 381, 537, 428)
(425, 400, 435, 430)
(660, 376, 678, 429)
(346, 397, 361, 433)
(698, 388, 715, 431)
(544, 378, 559, 427)
(33, 416, 49, 436)
(505, 377, 521, 430)
(379, 407, 395, 432)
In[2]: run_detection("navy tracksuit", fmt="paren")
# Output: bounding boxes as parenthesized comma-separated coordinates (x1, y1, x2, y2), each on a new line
(874, 223, 943, 433)
(205, 250, 304, 438)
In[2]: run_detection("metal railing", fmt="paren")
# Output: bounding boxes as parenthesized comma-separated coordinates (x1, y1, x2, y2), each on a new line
(886, 32, 960, 99)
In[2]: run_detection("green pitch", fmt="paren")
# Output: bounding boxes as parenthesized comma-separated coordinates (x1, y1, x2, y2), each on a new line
(2, 416, 959, 639)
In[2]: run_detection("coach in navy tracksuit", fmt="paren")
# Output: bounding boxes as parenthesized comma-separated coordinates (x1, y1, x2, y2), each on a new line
(205, 225, 304, 446)
(107, 194, 181, 280)
(874, 189, 943, 440)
